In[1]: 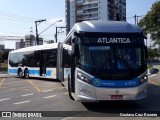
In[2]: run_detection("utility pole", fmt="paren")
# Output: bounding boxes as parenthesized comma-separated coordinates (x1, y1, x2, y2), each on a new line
(35, 19, 46, 45)
(55, 27, 66, 43)
(134, 14, 137, 25)
(134, 14, 143, 25)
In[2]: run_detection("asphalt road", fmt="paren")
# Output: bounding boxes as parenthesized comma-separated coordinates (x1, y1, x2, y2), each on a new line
(0, 66, 160, 120)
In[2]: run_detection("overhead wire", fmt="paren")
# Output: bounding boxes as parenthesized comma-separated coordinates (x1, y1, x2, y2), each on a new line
(0, 11, 35, 20)
(0, 11, 35, 22)
(127, 15, 145, 20)
(0, 11, 66, 42)
(0, 17, 34, 22)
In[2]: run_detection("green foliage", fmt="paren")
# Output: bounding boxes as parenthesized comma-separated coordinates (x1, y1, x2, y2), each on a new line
(2, 50, 9, 60)
(0, 54, 3, 63)
(148, 48, 160, 59)
(138, 1, 160, 46)
(147, 64, 153, 69)
(0, 50, 9, 63)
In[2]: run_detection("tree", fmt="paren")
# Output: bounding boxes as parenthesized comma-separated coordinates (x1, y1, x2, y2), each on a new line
(0, 54, 2, 63)
(2, 50, 9, 61)
(148, 48, 160, 60)
(138, 1, 160, 47)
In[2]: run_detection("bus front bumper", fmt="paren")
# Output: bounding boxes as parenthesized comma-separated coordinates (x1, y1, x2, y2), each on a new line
(75, 79, 147, 101)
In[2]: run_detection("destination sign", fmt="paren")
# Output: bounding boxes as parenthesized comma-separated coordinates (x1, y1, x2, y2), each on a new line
(97, 38, 130, 44)
(82, 37, 143, 44)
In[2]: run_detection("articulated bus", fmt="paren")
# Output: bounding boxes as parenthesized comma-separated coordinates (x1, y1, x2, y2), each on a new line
(8, 43, 58, 79)
(57, 21, 148, 101)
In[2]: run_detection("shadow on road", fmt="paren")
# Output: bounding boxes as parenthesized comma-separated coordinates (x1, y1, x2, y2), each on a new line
(154, 68, 159, 74)
(82, 83, 160, 114)
(11, 76, 61, 83)
(27, 77, 60, 83)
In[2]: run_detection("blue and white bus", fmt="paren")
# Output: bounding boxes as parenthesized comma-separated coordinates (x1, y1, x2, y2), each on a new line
(8, 43, 58, 79)
(57, 21, 148, 101)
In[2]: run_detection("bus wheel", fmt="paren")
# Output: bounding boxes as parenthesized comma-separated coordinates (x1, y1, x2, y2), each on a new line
(24, 69, 29, 79)
(68, 76, 74, 100)
(18, 69, 23, 79)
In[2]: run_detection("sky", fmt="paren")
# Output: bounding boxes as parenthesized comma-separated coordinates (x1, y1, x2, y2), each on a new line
(0, 0, 157, 49)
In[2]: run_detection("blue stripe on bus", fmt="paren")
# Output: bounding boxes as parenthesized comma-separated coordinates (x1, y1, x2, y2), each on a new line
(8, 69, 52, 77)
(92, 77, 140, 88)
(8, 69, 18, 74)
(29, 70, 51, 76)
(29, 70, 40, 75)
(46, 70, 51, 76)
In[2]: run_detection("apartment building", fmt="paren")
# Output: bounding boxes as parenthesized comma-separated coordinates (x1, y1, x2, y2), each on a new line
(65, 0, 126, 33)
(16, 39, 25, 49)
(25, 35, 36, 47)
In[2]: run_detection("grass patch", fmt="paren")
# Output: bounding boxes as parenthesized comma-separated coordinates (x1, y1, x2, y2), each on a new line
(147, 64, 153, 69)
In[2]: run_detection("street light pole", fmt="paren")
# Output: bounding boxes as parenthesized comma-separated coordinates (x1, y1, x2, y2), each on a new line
(35, 19, 46, 45)
(35, 22, 39, 45)
(38, 20, 62, 36)
(55, 27, 66, 43)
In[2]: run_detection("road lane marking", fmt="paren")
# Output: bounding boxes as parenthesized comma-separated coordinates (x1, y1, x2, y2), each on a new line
(0, 98, 11, 102)
(43, 95, 56, 99)
(27, 80, 42, 92)
(149, 80, 160, 86)
(45, 86, 64, 89)
(43, 87, 64, 92)
(43, 89, 54, 93)
(21, 93, 34, 97)
(13, 100, 30, 105)
(63, 93, 68, 94)
(61, 117, 75, 120)
(0, 78, 5, 87)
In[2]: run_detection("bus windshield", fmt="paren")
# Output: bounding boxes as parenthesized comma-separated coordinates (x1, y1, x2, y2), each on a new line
(77, 37, 145, 80)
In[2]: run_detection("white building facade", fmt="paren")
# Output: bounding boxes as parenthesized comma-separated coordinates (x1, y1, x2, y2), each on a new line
(65, 0, 126, 33)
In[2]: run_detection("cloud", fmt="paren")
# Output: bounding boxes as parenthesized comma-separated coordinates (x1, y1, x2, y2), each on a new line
(48, 17, 65, 27)
(0, 32, 3, 35)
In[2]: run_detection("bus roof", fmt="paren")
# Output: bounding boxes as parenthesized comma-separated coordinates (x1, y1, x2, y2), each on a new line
(64, 20, 144, 43)
(76, 21, 142, 33)
(65, 21, 143, 41)
(10, 43, 58, 53)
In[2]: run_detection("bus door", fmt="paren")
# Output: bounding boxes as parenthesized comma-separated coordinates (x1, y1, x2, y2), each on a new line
(40, 51, 47, 76)
(57, 43, 64, 81)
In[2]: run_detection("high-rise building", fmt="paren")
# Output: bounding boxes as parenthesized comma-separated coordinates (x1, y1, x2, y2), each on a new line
(25, 35, 36, 47)
(65, 0, 126, 33)
(0, 45, 5, 50)
(16, 39, 25, 49)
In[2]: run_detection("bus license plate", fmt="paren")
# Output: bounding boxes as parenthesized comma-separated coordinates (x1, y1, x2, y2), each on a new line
(111, 95, 123, 100)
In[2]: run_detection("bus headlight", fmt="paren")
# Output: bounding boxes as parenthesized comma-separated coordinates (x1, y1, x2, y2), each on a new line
(140, 75, 148, 84)
(77, 72, 92, 85)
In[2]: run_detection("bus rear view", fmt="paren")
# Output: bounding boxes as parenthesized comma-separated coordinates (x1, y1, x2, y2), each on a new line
(60, 21, 148, 101)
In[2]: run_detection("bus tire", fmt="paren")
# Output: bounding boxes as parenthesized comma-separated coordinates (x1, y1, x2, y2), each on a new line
(68, 76, 74, 100)
(24, 69, 29, 79)
(18, 69, 23, 79)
